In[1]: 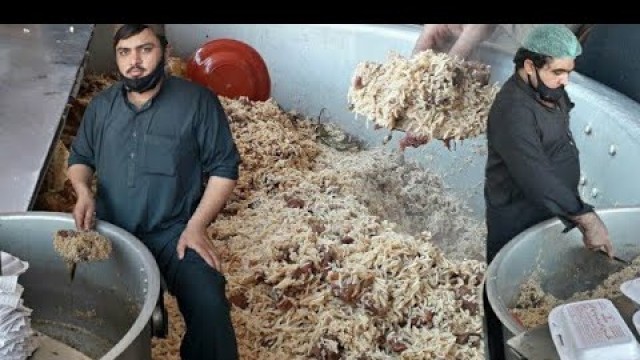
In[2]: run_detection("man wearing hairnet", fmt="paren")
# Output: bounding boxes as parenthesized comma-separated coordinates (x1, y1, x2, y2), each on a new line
(413, 24, 640, 104)
(479, 25, 615, 359)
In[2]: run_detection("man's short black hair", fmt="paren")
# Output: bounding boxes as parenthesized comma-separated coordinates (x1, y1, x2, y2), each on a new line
(513, 47, 550, 71)
(113, 24, 168, 51)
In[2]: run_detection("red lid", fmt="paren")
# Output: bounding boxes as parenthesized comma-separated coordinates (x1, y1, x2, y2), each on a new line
(186, 39, 271, 101)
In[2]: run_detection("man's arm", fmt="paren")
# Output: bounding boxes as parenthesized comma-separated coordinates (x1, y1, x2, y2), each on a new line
(178, 176, 236, 271)
(67, 164, 96, 231)
(412, 24, 497, 58)
(67, 101, 98, 230)
(187, 176, 236, 229)
(68, 164, 93, 198)
(176, 89, 241, 271)
(490, 106, 593, 217)
(413, 24, 584, 59)
(490, 105, 614, 255)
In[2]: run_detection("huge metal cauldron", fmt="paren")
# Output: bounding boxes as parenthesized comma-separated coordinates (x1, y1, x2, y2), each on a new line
(486, 207, 640, 353)
(0, 212, 162, 359)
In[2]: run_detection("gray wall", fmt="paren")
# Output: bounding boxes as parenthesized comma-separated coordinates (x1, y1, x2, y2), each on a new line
(86, 24, 116, 73)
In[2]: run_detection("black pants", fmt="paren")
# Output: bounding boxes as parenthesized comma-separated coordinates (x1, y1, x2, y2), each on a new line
(143, 225, 239, 360)
(484, 203, 552, 360)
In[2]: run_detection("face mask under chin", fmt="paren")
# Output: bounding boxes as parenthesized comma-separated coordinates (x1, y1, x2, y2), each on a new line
(121, 57, 166, 93)
(528, 68, 565, 103)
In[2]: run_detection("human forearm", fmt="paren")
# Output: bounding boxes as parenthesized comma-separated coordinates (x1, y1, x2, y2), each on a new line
(569, 209, 613, 256)
(413, 25, 435, 54)
(448, 24, 497, 58)
(187, 176, 236, 229)
(67, 164, 94, 198)
(569, 211, 603, 232)
(413, 24, 498, 58)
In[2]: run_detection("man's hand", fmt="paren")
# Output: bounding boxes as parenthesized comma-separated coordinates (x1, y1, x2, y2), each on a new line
(572, 212, 615, 257)
(177, 222, 222, 272)
(68, 164, 96, 231)
(413, 24, 497, 58)
(73, 193, 96, 231)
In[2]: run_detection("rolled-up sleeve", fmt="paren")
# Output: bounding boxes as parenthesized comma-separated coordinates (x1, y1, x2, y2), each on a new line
(195, 91, 241, 180)
(68, 100, 98, 170)
(490, 105, 593, 222)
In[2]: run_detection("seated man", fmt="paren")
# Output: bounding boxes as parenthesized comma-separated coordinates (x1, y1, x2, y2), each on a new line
(67, 24, 241, 359)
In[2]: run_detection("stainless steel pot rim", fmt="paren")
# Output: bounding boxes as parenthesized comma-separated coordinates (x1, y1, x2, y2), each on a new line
(0, 211, 161, 360)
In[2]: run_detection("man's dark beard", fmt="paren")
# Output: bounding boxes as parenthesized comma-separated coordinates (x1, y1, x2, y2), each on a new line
(121, 57, 166, 93)
(528, 68, 565, 103)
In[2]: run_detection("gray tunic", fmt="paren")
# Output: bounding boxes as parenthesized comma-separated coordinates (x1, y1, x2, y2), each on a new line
(68, 76, 241, 237)
(485, 73, 593, 242)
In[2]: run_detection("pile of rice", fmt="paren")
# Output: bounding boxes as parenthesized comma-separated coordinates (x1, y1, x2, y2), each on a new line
(52, 229, 112, 264)
(512, 257, 640, 329)
(37, 61, 487, 359)
(347, 50, 500, 142)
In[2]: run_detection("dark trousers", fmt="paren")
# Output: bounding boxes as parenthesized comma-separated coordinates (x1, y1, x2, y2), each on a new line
(142, 225, 239, 360)
(483, 284, 505, 360)
(485, 202, 553, 360)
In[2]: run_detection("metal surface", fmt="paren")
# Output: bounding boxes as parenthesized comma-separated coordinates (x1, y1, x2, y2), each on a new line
(0, 212, 161, 360)
(486, 208, 640, 355)
(70, 261, 77, 281)
(165, 24, 640, 219)
(507, 325, 561, 360)
(598, 248, 633, 265)
(507, 295, 640, 359)
(0, 24, 94, 213)
(32, 331, 92, 360)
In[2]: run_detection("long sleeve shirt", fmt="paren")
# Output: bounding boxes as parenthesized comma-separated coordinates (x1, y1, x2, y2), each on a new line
(484, 73, 593, 230)
(68, 76, 241, 236)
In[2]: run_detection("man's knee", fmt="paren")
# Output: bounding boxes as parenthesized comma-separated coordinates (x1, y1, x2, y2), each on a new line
(174, 254, 231, 315)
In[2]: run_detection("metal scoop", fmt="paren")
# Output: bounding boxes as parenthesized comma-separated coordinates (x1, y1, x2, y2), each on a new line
(598, 249, 633, 266)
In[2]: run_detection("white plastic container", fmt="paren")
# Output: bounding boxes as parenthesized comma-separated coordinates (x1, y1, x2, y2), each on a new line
(548, 298, 640, 360)
(0, 252, 29, 277)
(621, 278, 640, 306)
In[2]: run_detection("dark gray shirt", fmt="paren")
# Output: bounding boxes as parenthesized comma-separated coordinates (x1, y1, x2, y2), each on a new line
(485, 73, 592, 227)
(68, 76, 241, 236)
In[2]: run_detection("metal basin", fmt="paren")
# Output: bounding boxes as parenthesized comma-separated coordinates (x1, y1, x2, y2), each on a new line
(0, 212, 161, 359)
(164, 24, 640, 218)
(486, 207, 640, 338)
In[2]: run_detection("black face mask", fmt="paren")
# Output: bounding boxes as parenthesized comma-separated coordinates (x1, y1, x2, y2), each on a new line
(528, 68, 565, 103)
(121, 56, 166, 93)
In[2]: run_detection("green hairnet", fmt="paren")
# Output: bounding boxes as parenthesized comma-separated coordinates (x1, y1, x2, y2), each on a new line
(523, 24, 582, 58)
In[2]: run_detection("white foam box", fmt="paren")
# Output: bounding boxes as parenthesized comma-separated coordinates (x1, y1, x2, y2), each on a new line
(548, 298, 640, 360)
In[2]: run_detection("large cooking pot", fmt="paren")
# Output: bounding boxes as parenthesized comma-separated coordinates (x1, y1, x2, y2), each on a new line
(486, 207, 640, 355)
(165, 24, 640, 217)
(0, 212, 163, 359)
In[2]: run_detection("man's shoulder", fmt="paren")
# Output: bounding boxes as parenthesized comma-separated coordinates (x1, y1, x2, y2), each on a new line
(88, 81, 123, 106)
(166, 76, 212, 97)
(490, 81, 536, 122)
(492, 79, 527, 108)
